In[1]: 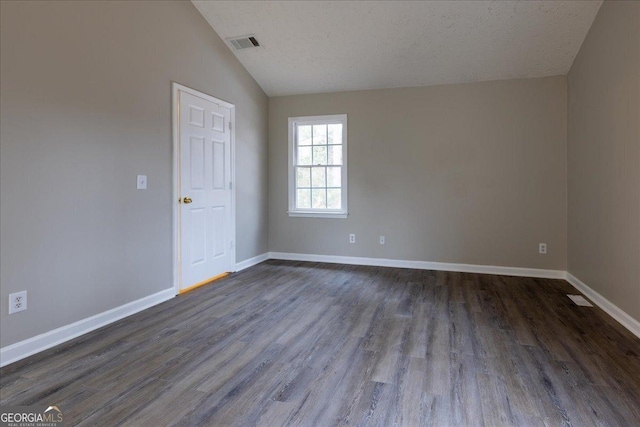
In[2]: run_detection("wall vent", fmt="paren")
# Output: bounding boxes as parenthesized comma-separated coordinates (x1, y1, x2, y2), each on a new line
(227, 35, 261, 50)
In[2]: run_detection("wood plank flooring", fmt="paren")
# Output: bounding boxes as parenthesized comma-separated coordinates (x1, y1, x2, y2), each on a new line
(1, 260, 639, 426)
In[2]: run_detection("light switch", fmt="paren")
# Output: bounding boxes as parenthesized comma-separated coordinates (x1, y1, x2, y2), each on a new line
(137, 175, 147, 190)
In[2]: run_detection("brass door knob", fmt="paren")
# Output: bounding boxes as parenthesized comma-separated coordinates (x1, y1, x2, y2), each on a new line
(182, 197, 193, 204)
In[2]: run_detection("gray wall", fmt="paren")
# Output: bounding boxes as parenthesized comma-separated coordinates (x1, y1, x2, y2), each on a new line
(0, 1, 269, 347)
(269, 77, 568, 270)
(568, 1, 640, 322)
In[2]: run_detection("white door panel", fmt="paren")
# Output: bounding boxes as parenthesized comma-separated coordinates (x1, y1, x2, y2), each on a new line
(179, 90, 232, 290)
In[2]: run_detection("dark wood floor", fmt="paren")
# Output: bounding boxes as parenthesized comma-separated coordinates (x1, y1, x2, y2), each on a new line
(1, 260, 639, 426)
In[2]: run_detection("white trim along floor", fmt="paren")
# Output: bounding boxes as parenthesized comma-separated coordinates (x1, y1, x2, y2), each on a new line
(2, 252, 638, 368)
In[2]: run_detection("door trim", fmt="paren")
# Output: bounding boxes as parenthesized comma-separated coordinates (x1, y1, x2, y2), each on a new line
(172, 82, 236, 295)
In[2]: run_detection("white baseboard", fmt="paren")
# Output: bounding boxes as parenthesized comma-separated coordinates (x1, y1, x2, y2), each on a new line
(3, 257, 636, 368)
(566, 273, 640, 339)
(0, 288, 175, 368)
(271, 251, 640, 338)
(268, 252, 566, 279)
(235, 252, 269, 272)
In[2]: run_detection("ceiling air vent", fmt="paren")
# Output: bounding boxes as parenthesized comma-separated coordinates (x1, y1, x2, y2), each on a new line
(227, 35, 261, 51)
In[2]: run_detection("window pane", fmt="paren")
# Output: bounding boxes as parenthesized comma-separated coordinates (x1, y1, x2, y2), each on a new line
(296, 167, 310, 188)
(297, 125, 312, 146)
(311, 167, 326, 188)
(296, 189, 311, 209)
(313, 146, 327, 165)
(328, 145, 342, 165)
(312, 189, 327, 209)
(297, 146, 312, 165)
(313, 125, 327, 145)
(327, 189, 341, 209)
(328, 124, 342, 145)
(290, 116, 346, 215)
(327, 167, 341, 187)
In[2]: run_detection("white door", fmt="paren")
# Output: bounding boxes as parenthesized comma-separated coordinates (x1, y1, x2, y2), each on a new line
(178, 89, 233, 291)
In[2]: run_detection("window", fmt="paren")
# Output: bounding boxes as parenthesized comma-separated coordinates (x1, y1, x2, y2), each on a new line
(288, 114, 348, 218)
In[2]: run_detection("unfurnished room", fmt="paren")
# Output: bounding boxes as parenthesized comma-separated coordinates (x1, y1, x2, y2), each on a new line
(0, 0, 639, 426)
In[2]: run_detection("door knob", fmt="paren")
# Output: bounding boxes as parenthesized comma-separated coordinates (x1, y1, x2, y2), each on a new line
(182, 197, 193, 204)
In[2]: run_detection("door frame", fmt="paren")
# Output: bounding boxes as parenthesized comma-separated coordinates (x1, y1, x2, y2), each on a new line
(171, 82, 236, 295)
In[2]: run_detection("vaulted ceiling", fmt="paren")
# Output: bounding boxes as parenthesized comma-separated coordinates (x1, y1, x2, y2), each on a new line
(193, 1, 602, 96)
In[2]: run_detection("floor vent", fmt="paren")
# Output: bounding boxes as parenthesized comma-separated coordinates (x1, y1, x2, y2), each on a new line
(568, 294, 593, 307)
(227, 35, 261, 50)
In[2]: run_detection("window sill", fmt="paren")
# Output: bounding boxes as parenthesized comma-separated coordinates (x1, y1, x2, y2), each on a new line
(287, 211, 348, 219)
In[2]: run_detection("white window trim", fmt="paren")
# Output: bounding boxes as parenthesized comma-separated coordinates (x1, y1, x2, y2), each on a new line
(288, 114, 348, 218)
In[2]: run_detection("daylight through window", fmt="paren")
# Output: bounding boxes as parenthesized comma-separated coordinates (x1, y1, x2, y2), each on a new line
(288, 115, 347, 218)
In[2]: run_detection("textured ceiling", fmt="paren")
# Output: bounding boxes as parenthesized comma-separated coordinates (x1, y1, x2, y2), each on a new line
(192, 0, 602, 97)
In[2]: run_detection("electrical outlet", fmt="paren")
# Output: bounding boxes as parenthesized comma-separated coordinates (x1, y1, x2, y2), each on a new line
(136, 175, 147, 190)
(9, 291, 27, 314)
(379, 236, 385, 245)
(349, 234, 356, 244)
(539, 243, 547, 254)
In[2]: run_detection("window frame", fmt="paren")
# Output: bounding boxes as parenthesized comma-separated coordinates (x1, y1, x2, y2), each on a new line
(288, 114, 348, 218)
